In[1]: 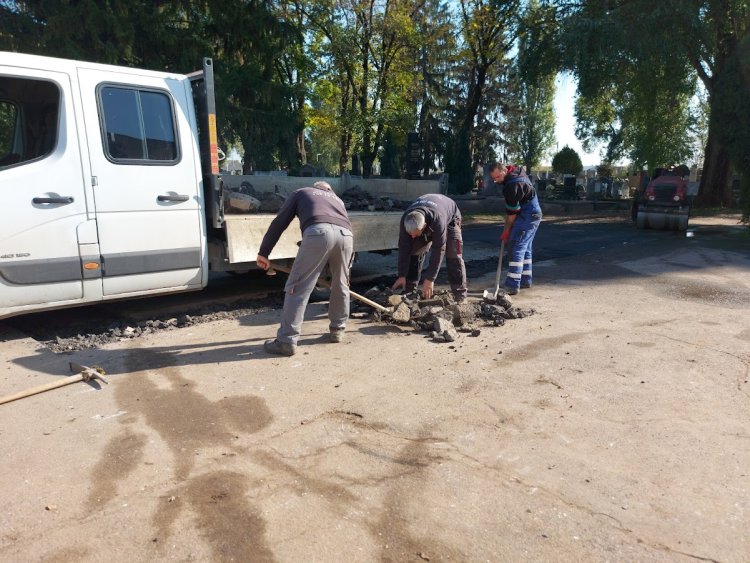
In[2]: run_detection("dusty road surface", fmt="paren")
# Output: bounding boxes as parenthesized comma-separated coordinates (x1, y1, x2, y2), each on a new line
(1, 213, 748, 562)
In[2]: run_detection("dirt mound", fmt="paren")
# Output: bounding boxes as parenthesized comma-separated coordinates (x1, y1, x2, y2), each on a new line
(352, 286, 535, 342)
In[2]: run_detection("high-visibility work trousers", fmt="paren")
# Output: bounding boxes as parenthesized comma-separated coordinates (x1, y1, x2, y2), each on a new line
(504, 196, 542, 291)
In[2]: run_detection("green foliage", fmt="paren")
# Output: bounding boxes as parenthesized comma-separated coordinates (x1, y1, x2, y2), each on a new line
(303, 0, 422, 176)
(596, 162, 613, 178)
(552, 145, 583, 175)
(561, 0, 697, 172)
(507, 3, 557, 174)
(0, 102, 15, 156)
(711, 32, 750, 222)
(446, 0, 521, 193)
(413, 0, 458, 176)
(558, 0, 750, 207)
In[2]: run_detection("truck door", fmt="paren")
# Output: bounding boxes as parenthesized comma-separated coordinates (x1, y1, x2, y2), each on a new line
(76, 68, 204, 297)
(0, 67, 89, 313)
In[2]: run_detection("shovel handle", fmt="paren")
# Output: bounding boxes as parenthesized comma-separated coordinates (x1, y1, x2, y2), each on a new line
(493, 240, 505, 296)
(268, 264, 390, 314)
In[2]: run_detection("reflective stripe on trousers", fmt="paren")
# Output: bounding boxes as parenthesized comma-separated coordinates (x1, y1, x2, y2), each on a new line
(504, 196, 542, 291)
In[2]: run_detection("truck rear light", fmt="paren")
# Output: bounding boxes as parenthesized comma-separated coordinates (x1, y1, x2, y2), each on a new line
(673, 195, 680, 202)
(648, 195, 655, 201)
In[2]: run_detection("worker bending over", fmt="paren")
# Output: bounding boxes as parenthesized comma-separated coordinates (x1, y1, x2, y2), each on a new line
(392, 193, 467, 301)
(256, 181, 354, 356)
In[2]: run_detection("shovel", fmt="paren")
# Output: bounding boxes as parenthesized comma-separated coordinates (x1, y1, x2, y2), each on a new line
(267, 263, 392, 315)
(483, 240, 505, 302)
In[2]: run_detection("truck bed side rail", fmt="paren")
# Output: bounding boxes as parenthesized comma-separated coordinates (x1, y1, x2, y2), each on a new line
(188, 58, 222, 229)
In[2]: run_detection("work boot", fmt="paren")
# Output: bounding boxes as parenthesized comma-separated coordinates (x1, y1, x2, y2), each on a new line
(329, 329, 345, 343)
(264, 339, 296, 356)
(521, 282, 532, 289)
(505, 287, 519, 296)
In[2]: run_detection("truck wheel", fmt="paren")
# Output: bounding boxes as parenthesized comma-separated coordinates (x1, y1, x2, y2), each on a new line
(636, 211, 647, 229)
(676, 214, 689, 232)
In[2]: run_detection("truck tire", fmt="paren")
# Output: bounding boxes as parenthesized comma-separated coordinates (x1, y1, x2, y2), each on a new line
(636, 210, 647, 229)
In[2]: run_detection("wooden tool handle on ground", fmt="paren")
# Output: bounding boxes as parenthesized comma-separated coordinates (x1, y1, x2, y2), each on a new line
(0, 363, 108, 406)
(269, 264, 390, 314)
(0, 374, 85, 405)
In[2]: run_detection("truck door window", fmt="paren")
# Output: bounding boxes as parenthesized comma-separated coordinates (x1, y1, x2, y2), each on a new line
(0, 102, 17, 166)
(0, 76, 59, 169)
(99, 86, 179, 164)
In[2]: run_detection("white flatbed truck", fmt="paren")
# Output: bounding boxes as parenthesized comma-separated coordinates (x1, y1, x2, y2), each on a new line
(0, 53, 403, 319)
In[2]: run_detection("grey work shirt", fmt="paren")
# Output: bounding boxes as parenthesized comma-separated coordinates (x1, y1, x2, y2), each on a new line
(397, 193, 460, 281)
(258, 185, 352, 258)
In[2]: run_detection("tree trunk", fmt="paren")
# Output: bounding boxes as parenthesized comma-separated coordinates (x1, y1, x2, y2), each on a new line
(296, 130, 306, 166)
(339, 131, 351, 175)
(695, 127, 733, 207)
(362, 152, 374, 178)
(449, 66, 488, 193)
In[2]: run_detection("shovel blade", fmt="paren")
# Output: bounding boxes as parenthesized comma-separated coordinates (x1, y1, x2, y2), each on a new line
(482, 288, 499, 303)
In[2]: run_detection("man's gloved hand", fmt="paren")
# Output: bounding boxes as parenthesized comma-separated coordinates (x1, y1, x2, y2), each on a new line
(500, 229, 510, 243)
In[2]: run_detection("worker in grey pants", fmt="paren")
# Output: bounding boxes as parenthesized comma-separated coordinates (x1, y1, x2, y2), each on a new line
(256, 181, 354, 356)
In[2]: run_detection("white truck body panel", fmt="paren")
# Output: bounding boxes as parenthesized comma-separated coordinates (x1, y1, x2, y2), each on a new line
(0, 52, 407, 320)
(76, 66, 206, 295)
(224, 211, 401, 263)
(0, 62, 89, 310)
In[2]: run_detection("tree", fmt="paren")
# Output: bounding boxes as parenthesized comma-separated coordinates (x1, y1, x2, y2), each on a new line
(552, 145, 582, 176)
(559, 0, 696, 174)
(206, 1, 302, 172)
(711, 32, 750, 222)
(413, 0, 457, 176)
(668, 0, 750, 207)
(448, 0, 521, 193)
(596, 162, 613, 179)
(557, 0, 750, 207)
(0, 1, 303, 172)
(304, 0, 421, 177)
(379, 129, 402, 178)
(273, 0, 317, 170)
(507, 0, 557, 175)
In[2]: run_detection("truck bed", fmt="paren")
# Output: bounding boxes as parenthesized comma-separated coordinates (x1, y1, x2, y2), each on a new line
(224, 211, 403, 262)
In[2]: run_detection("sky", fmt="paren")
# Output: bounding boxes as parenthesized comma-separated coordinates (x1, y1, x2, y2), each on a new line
(551, 73, 599, 168)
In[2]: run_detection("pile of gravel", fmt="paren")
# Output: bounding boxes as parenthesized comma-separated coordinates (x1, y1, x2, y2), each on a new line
(351, 286, 535, 343)
(340, 186, 409, 212)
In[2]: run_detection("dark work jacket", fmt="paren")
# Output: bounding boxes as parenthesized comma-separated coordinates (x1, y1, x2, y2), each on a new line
(258, 185, 352, 258)
(502, 170, 536, 215)
(397, 193, 460, 281)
